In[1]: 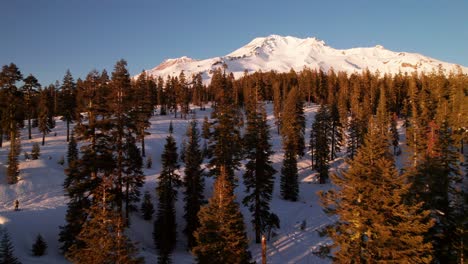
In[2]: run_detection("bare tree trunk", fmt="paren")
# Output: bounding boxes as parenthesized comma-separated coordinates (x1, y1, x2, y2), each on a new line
(28, 118, 32, 139)
(125, 180, 130, 227)
(66, 120, 70, 142)
(262, 235, 267, 264)
(141, 135, 146, 157)
(255, 192, 261, 243)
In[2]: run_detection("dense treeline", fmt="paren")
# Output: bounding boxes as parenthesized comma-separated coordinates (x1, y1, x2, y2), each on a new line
(0, 61, 466, 263)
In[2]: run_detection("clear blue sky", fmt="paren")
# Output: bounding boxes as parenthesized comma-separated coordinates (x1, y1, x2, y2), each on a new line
(1, 0, 467, 86)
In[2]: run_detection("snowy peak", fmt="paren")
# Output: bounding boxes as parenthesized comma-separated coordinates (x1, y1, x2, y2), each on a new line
(144, 35, 468, 83)
(153, 56, 195, 71)
(227, 35, 327, 58)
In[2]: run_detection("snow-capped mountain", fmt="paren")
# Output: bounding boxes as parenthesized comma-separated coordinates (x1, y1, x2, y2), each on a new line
(143, 35, 468, 82)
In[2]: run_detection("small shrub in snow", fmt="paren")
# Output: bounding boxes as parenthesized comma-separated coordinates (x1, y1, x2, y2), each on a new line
(146, 155, 152, 169)
(32, 233, 47, 256)
(313, 244, 330, 258)
(141, 191, 155, 221)
(57, 156, 65, 166)
(24, 152, 30, 160)
(31, 143, 40, 160)
(300, 219, 307, 231)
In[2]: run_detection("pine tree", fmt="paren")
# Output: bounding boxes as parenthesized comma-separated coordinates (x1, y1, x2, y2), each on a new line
(201, 116, 210, 157)
(179, 138, 187, 163)
(66, 132, 78, 165)
(193, 165, 252, 263)
(59, 196, 89, 256)
(279, 86, 304, 200)
(346, 76, 368, 159)
(329, 101, 343, 160)
(45, 84, 57, 130)
(154, 123, 180, 263)
(310, 105, 331, 184)
(346, 116, 360, 159)
(447, 71, 468, 154)
(336, 72, 350, 134)
(157, 77, 167, 115)
(110, 60, 133, 218)
(176, 71, 190, 119)
(182, 119, 205, 249)
(68, 179, 143, 264)
(0, 229, 21, 264)
(390, 112, 400, 155)
(192, 73, 205, 110)
(272, 81, 282, 134)
(141, 191, 155, 221)
(133, 71, 153, 157)
(59, 132, 91, 255)
(60, 69, 112, 256)
(280, 86, 305, 157)
(167, 76, 177, 116)
(407, 117, 463, 263)
(59, 70, 77, 142)
(319, 120, 434, 262)
(375, 85, 390, 136)
(6, 136, 21, 184)
(31, 142, 40, 159)
(0, 63, 23, 184)
(22, 74, 40, 140)
(105, 59, 144, 222)
(243, 93, 277, 243)
(37, 88, 52, 145)
(122, 135, 145, 225)
(146, 155, 153, 169)
(280, 141, 299, 201)
(32, 234, 47, 256)
(208, 69, 243, 183)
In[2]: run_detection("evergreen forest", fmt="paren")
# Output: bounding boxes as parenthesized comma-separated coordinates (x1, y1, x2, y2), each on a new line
(0, 61, 466, 264)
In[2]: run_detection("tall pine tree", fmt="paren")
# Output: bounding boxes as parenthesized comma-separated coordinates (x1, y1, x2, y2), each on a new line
(0, 229, 21, 264)
(319, 120, 434, 262)
(242, 88, 277, 243)
(67, 178, 143, 264)
(122, 135, 145, 225)
(132, 71, 153, 157)
(280, 86, 306, 157)
(280, 141, 299, 201)
(22, 74, 40, 140)
(59, 132, 90, 255)
(182, 119, 205, 249)
(60, 69, 111, 256)
(154, 123, 180, 263)
(0, 63, 23, 184)
(193, 165, 252, 263)
(208, 69, 243, 183)
(280, 86, 304, 200)
(406, 117, 464, 263)
(59, 70, 77, 142)
(37, 88, 52, 145)
(310, 105, 331, 184)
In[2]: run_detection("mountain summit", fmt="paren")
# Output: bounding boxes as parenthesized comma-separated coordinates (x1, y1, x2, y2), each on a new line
(144, 35, 467, 82)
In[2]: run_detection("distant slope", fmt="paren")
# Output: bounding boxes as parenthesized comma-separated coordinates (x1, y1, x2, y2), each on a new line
(142, 35, 468, 83)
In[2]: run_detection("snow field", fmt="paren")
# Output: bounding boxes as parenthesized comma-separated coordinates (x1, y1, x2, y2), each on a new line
(0, 103, 351, 263)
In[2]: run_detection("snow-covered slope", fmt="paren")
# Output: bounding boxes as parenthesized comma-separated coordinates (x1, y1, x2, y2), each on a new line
(0, 102, 413, 263)
(0, 104, 346, 263)
(143, 35, 468, 83)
